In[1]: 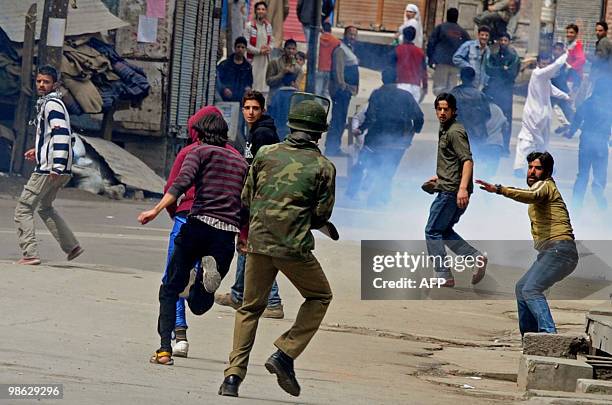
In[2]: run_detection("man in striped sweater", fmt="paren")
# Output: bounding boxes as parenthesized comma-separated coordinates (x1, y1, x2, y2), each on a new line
(138, 113, 249, 366)
(14, 65, 83, 266)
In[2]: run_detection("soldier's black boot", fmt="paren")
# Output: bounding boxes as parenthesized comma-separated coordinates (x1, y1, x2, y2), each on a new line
(218, 375, 241, 397)
(264, 349, 300, 397)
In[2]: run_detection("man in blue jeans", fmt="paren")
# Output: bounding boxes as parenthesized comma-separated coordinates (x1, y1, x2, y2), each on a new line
(476, 151, 578, 335)
(424, 93, 488, 288)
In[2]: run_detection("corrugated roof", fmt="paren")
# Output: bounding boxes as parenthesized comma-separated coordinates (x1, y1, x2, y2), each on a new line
(0, 0, 129, 43)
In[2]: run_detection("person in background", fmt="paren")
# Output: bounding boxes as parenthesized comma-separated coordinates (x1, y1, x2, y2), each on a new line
(588, 21, 611, 92)
(513, 52, 570, 176)
(296, 51, 307, 92)
(245, 1, 273, 93)
(484, 32, 519, 155)
(564, 79, 612, 211)
(392, 26, 428, 103)
(452, 25, 491, 90)
(396, 3, 423, 48)
(266, 0, 289, 50)
(266, 39, 302, 101)
(427, 8, 471, 95)
(316, 22, 341, 98)
(550, 42, 576, 135)
(327, 26, 359, 156)
(268, 72, 298, 140)
(217, 36, 253, 102)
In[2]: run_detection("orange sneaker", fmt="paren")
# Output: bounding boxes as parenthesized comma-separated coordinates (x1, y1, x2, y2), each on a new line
(16, 257, 41, 265)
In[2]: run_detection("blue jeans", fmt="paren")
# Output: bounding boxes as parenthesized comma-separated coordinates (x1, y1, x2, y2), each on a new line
(326, 89, 352, 155)
(515, 240, 578, 335)
(231, 253, 282, 307)
(162, 214, 201, 329)
(159, 218, 236, 352)
(573, 140, 608, 209)
(425, 192, 481, 276)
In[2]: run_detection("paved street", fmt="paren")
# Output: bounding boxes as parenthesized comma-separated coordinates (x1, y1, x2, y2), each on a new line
(1, 82, 611, 404)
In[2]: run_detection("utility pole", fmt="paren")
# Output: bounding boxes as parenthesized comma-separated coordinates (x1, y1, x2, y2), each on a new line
(38, 0, 70, 70)
(305, 0, 322, 94)
(9, 4, 37, 174)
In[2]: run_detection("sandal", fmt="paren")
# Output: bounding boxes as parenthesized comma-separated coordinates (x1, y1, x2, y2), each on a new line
(150, 350, 174, 365)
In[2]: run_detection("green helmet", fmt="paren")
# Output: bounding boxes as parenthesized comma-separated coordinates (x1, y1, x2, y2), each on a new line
(287, 93, 330, 133)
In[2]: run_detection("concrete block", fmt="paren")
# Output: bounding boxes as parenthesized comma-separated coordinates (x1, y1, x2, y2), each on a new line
(518, 355, 593, 392)
(576, 378, 612, 395)
(523, 333, 590, 359)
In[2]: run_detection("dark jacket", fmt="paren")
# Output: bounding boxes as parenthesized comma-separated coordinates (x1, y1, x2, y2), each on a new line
(216, 54, 253, 102)
(427, 22, 470, 66)
(568, 94, 612, 147)
(297, 0, 334, 25)
(450, 84, 491, 144)
(485, 46, 520, 88)
(247, 115, 280, 163)
(362, 84, 424, 148)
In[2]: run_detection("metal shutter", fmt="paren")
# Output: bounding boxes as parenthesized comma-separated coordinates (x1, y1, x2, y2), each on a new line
(168, 0, 221, 138)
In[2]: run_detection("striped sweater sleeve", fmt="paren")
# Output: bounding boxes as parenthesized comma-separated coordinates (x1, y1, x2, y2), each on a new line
(501, 180, 552, 204)
(45, 100, 72, 174)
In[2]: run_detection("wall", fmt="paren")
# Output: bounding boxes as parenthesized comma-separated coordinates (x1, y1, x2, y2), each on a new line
(554, 0, 602, 53)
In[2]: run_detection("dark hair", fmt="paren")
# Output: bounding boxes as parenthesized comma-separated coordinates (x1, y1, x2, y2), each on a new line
(193, 114, 229, 146)
(566, 23, 579, 33)
(242, 90, 266, 110)
(446, 8, 459, 23)
(478, 25, 491, 34)
(498, 32, 511, 40)
(297, 51, 306, 60)
(381, 67, 396, 84)
(234, 36, 247, 47)
(537, 53, 552, 62)
(552, 41, 565, 49)
(434, 93, 457, 111)
(284, 38, 297, 48)
(460, 66, 476, 83)
(282, 72, 298, 86)
(254, 1, 267, 10)
(402, 26, 416, 42)
(37, 65, 59, 83)
(526, 151, 554, 179)
(596, 21, 608, 31)
(344, 25, 357, 36)
(322, 22, 332, 33)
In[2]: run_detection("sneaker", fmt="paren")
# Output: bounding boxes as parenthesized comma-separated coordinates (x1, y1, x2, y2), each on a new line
(179, 268, 197, 298)
(214, 292, 242, 310)
(202, 256, 221, 293)
(173, 340, 189, 358)
(436, 274, 455, 288)
(471, 255, 488, 285)
(16, 257, 41, 265)
(67, 245, 84, 261)
(262, 304, 284, 319)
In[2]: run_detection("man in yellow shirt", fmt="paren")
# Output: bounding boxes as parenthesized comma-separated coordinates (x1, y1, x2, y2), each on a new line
(476, 151, 578, 335)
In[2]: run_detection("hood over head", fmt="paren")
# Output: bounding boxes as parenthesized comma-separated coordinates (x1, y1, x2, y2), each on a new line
(187, 106, 223, 143)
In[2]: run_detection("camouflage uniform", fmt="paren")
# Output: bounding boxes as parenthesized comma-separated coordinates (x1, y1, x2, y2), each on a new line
(224, 130, 336, 381)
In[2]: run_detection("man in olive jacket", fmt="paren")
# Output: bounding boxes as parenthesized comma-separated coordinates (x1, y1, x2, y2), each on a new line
(219, 96, 336, 398)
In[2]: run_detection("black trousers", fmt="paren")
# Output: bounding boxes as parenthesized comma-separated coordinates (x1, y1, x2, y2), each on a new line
(157, 217, 235, 351)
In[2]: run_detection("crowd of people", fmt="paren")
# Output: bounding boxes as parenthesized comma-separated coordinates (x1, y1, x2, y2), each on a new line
(12, 0, 611, 400)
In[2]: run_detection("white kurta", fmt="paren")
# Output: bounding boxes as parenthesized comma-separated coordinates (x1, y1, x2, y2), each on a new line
(513, 53, 570, 170)
(250, 22, 270, 93)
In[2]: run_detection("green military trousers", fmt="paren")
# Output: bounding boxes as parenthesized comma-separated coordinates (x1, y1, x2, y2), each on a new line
(224, 252, 333, 380)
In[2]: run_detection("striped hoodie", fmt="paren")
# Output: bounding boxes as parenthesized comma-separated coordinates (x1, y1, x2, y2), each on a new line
(167, 144, 249, 229)
(35, 92, 74, 174)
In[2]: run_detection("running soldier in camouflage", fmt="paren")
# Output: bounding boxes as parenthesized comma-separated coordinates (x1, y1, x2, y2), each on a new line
(220, 94, 336, 398)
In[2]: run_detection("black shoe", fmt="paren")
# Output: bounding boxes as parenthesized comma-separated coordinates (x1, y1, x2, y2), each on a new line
(218, 375, 241, 397)
(264, 350, 301, 397)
